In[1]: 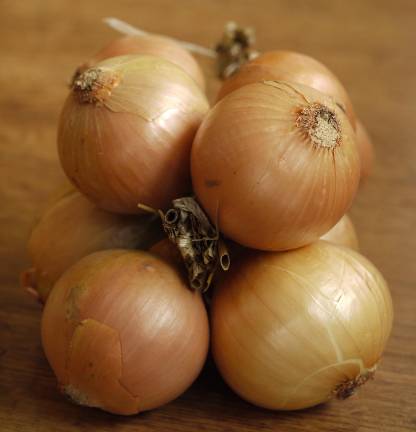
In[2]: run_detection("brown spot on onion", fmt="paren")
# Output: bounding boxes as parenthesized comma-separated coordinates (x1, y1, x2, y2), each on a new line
(205, 179, 221, 188)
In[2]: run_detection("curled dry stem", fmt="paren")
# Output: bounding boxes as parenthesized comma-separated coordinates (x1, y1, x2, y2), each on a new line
(138, 197, 230, 292)
(102, 18, 257, 79)
(215, 21, 259, 79)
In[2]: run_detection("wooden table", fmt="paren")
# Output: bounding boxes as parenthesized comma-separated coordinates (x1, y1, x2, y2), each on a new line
(1, 1, 415, 430)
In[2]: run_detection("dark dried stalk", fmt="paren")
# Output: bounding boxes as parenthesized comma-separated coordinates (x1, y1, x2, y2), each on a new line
(139, 197, 230, 292)
(215, 21, 259, 79)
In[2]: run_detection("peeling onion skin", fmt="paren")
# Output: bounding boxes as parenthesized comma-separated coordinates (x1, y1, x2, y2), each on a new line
(211, 241, 393, 411)
(320, 214, 359, 251)
(59, 55, 209, 214)
(217, 51, 356, 129)
(75, 35, 206, 90)
(356, 120, 374, 182)
(191, 81, 360, 251)
(22, 189, 161, 304)
(41, 250, 209, 415)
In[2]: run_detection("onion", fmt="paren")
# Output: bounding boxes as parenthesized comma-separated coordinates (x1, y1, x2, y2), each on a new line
(191, 81, 360, 251)
(321, 214, 359, 250)
(41, 249, 209, 415)
(356, 119, 374, 182)
(211, 241, 393, 410)
(22, 189, 161, 303)
(217, 50, 356, 128)
(58, 55, 209, 214)
(74, 34, 205, 90)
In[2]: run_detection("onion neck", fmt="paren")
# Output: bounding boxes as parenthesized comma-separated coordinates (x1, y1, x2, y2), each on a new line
(72, 68, 120, 105)
(296, 103, 341, 149)
(140, 197, 230, 292)
(334, 365, 377, 399)
(215, 22, 259, 79)
(104, 18, 257, 79)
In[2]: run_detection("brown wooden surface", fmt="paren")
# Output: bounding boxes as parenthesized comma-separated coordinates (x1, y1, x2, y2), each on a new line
(1, 1, 415, 431)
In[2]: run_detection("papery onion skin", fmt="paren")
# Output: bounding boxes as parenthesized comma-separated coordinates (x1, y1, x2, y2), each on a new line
(22, 189, 161, 303)
(75, 35, 205, 90)
(211, 241, 393, 411)
(59, 55, 209, 214)
(356, 120, 374, 182)
(191, 81, 360, 251)
(217, 51, 356, 128)
(321, 214, 359, 250)
(41, 249, 209, 415)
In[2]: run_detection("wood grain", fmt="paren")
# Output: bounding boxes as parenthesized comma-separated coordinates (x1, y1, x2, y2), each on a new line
(1, 0, 415, 431)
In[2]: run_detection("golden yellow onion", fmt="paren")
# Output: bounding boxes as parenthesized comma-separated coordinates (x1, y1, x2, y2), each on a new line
(217, 50, 356, 128)
(191, 81, 360, 251)
(74, 34, 205, 90)
(58, 55, 209, 214)
(356, 119, 374, 182)
(42, 249, 209, 415)
(321, 214, 359, 250)
(211, 241, 393, 410)
(22, 189, 161, 303)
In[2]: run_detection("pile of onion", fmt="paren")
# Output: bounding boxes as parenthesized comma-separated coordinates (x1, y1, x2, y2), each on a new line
(25, 21, 390, 417)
